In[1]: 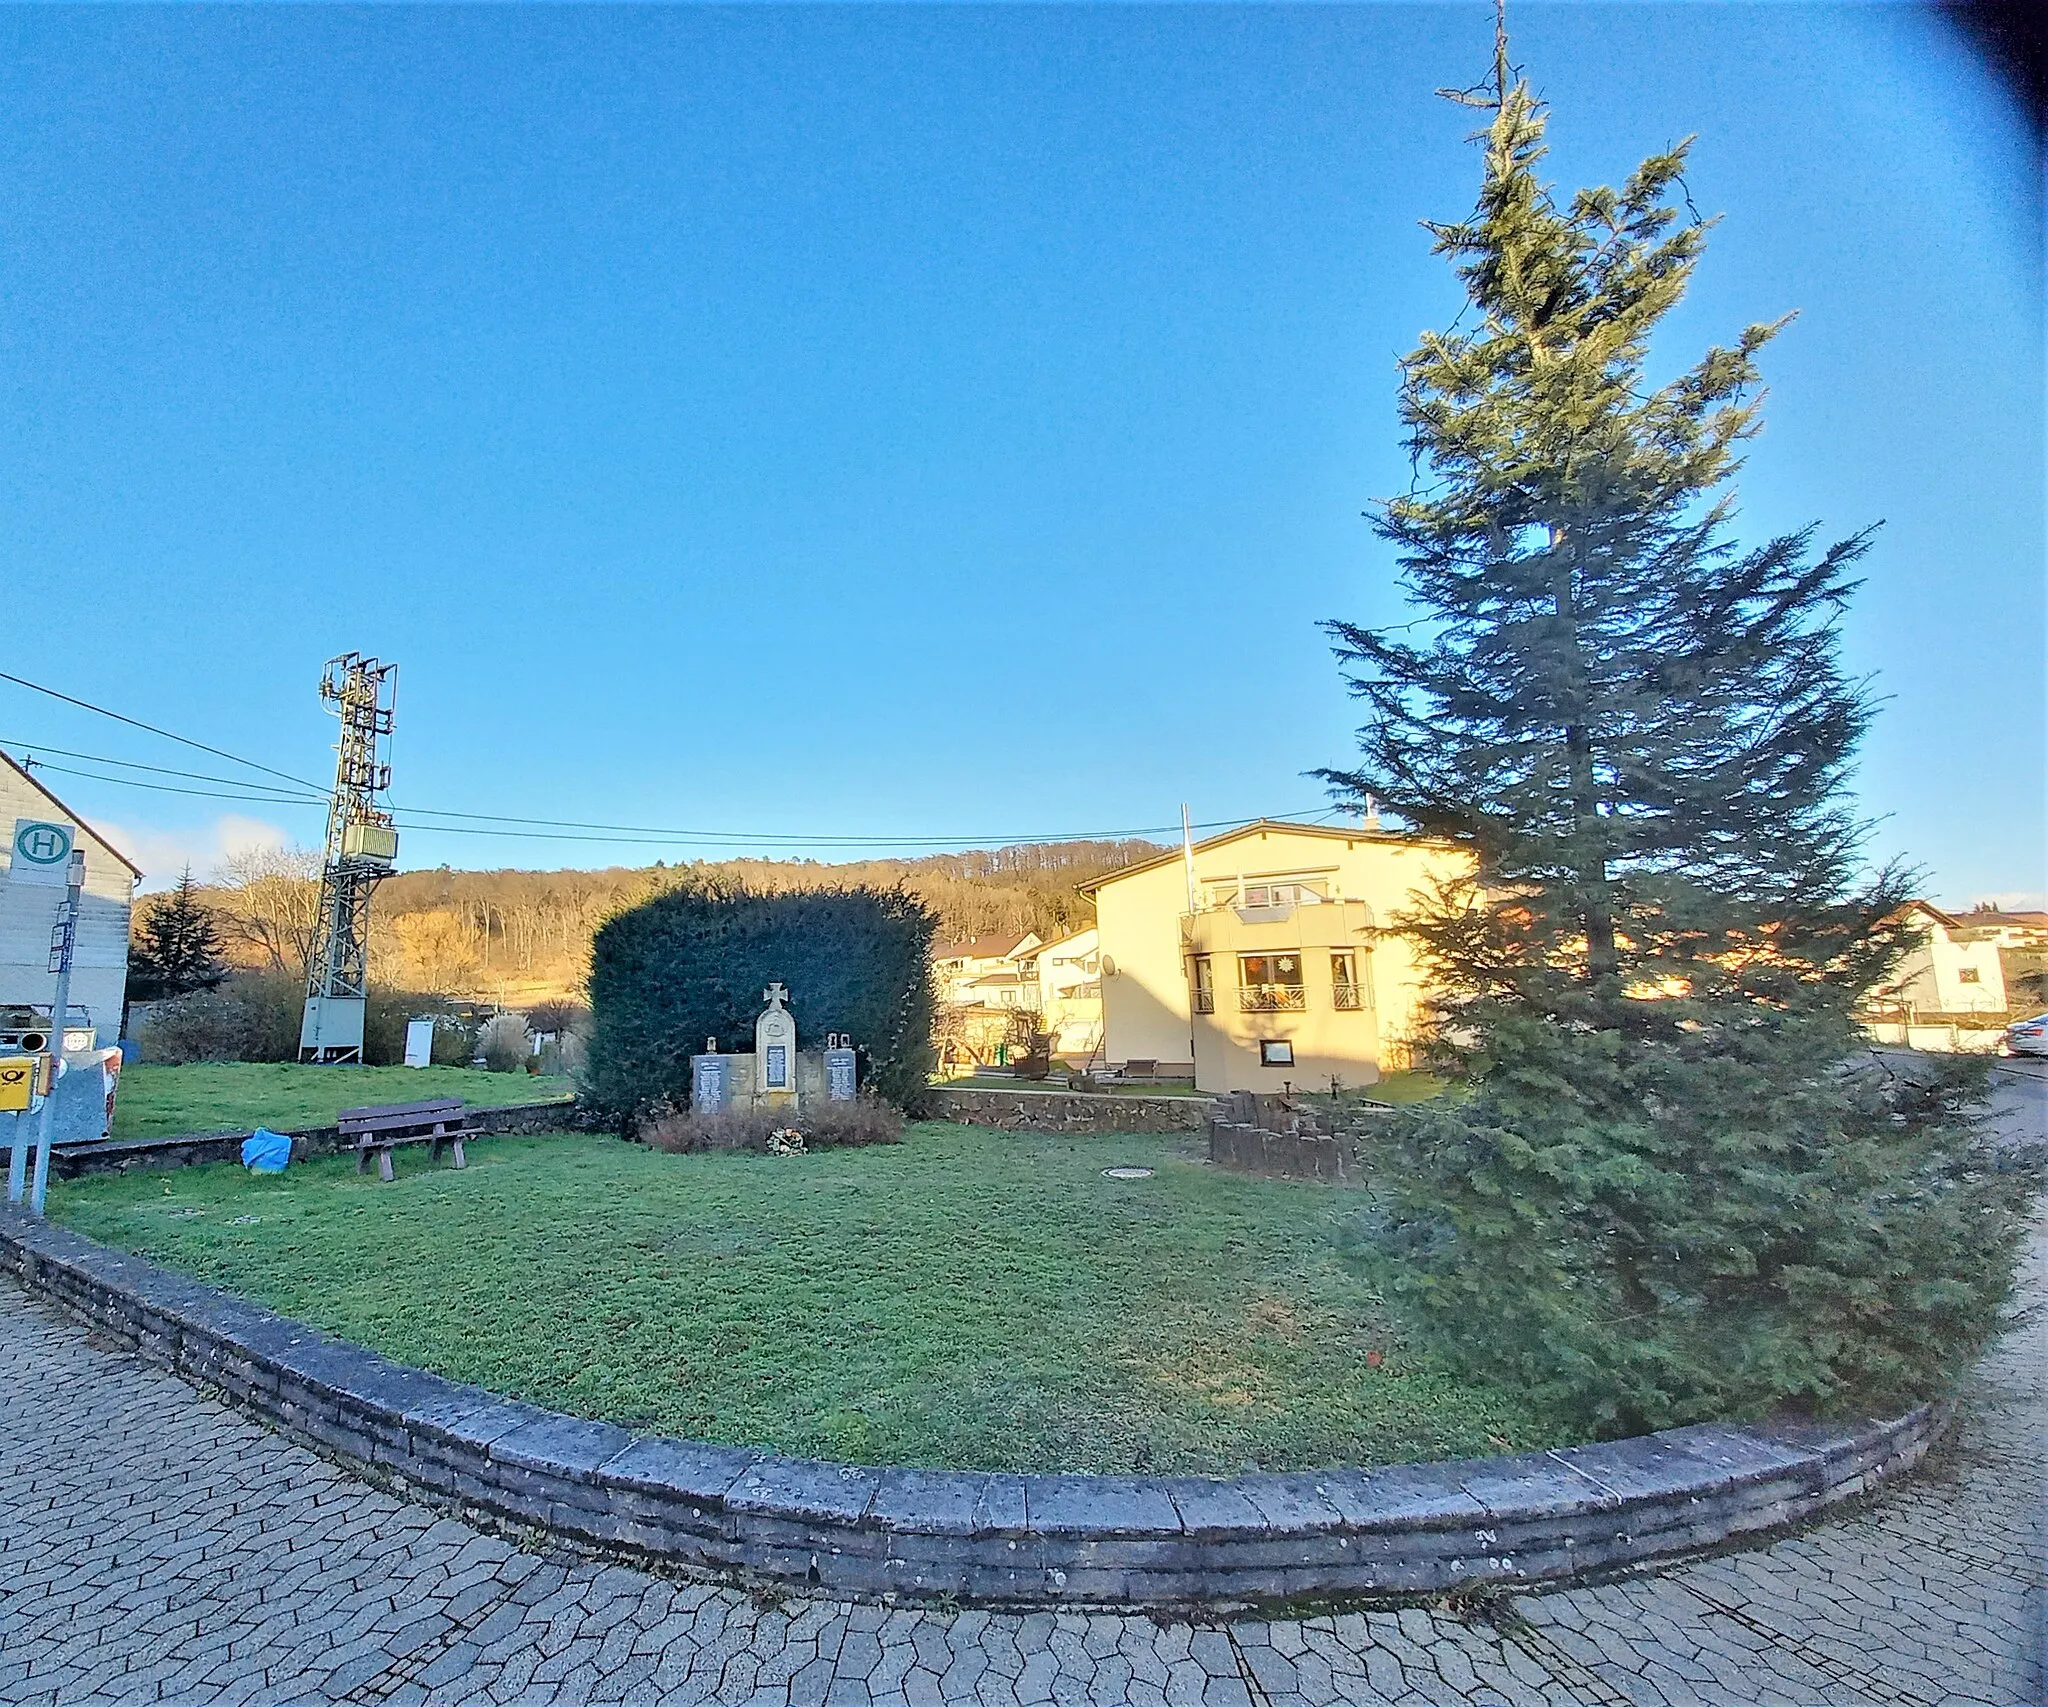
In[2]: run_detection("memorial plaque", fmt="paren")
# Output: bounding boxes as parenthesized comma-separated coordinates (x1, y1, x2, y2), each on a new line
(693, 1053, 730, 1112)
(825, 1046, 856, 1101)
(764, 1043, 788, 1089)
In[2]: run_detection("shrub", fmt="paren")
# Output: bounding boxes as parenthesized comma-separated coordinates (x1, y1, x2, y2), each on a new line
(642, 1093, 904, 1155)
(585, 878, 937, 1124)
(363, 989, 479, 1066)
(138, 989, 247, 1064)
(139, 971, 301, 1063)
(482, 1029, 528, 1073)
(141, 977, 484, 1067)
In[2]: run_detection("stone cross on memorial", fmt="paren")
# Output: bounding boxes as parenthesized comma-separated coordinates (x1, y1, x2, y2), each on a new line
(755, 983, 797, 1105)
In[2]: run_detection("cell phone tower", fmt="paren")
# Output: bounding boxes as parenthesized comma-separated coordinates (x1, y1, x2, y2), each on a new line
(299, 653, 400, 1064)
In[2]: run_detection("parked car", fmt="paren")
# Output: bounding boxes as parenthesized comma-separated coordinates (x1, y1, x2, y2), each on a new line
(2004, 1014, 2048, 1057)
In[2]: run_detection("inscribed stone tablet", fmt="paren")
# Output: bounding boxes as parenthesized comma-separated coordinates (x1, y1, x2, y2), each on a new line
(825, 1047, 856, 1101)
(693, 1054, 730, 1112)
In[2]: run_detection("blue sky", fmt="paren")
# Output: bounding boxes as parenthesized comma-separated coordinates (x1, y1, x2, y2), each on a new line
(0, 4, 2039, 907)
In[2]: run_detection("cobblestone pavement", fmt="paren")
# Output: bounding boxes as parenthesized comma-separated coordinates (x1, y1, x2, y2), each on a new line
(1, 1225, 2038, 1707)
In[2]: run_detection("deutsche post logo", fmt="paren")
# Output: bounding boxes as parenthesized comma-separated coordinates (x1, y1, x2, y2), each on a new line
(0, 1058, 33, 1112)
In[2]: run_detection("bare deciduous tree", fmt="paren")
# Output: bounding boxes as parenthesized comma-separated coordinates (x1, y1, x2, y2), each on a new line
(213, 845, 323, 976)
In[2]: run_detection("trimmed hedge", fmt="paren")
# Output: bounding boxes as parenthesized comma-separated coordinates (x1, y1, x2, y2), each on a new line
(584, 879, 937, 1123)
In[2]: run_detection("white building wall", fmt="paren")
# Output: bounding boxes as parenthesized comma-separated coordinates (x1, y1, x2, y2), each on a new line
(0, 765, 139, 1042)
(1929, 929, 2007, 1012)
(1879, 909, 2011, 1016)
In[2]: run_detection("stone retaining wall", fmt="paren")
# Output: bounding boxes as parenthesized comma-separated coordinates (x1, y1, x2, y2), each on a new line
(926, 1086, 1212, 1134)
(1208, 1122, 1372, 1184)
(1205, 1090, 1394, 1183)
(50, 1098, 581, 1180)
(0, 1210, 1941, 1611)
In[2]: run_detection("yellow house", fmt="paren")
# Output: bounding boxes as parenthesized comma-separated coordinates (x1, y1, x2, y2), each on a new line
(1080, 820, 1472, 1093)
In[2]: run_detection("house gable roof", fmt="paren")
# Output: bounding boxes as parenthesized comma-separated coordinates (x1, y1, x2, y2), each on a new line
(0, 751, 145, 879)
(1077, 818, 1459, 897)
(1895, 900, 1966, 932)
(1957, 908, 2048, 931)
(931, 931, 1040, 964)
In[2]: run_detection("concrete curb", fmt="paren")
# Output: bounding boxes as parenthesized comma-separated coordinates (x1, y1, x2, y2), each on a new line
(0, 1211, 1941, 1611)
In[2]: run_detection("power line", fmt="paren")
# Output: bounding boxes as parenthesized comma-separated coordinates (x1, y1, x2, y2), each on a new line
(0, 670, 330, 794)
(11, 748, 1347, 852)
(18, 759, 329, 810)
(1, 739, 330, 801)
(0, 675, 1360, 851)
(379, 800, 1342, 847)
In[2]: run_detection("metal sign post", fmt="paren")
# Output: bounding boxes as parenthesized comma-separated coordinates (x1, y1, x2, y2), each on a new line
(27, 848, 86, 1217)
(4, 1106, 22, 1206)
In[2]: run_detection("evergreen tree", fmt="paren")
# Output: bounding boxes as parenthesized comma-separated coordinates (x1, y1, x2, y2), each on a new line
(1325, 59, 2036, 1434)
(128, 868, 229, 1003)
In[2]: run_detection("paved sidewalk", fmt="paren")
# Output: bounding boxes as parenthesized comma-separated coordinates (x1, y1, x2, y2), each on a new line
(1, 1229, 2039, 1706)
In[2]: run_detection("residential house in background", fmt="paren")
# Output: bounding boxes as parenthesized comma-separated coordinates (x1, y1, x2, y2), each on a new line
(1860, 901, 2023, 1052)
(1951, 907, 2048, 1015)
(931, 930, 1045, 1071)
(0, 753, 141, 1050)
(932, 932, 1043, 1005)
(1081, 819, 1472, 1093)
(1867, 901, 2010, 1018)
(1951, 908, 2048, 951)
(1033, 926, 1103, 1059)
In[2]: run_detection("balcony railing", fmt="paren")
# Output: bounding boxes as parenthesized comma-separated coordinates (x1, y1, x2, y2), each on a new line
(1332, 984, 1362, 1011)
(1193, 990, 1215, 1014)
(1239, 984, 1306, 1013)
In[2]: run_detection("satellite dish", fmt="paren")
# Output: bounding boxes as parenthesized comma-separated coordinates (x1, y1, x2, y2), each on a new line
(1100, 955, 1118, 977)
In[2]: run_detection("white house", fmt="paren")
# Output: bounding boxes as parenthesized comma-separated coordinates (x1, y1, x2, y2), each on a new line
(1869, 901, 2008, 1017)
(1033, 926, 1103, 1058)
(0, 753, 141, 1048)
(931, 932, 1043, 1004)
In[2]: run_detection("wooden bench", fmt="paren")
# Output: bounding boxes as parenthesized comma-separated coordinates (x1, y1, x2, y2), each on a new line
(338, 1098, 474, 1182)
(1116, 1059, 1158, 1083)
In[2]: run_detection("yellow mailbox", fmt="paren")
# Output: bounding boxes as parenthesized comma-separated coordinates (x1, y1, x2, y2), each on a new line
(0, 1055, 42, 1112)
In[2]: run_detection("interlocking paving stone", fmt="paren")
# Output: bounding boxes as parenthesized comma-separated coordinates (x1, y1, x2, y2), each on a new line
(2, 1218, 2040, 1705)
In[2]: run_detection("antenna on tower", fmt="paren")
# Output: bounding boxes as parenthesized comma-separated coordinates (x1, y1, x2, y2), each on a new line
(299, 653, 399, 1064)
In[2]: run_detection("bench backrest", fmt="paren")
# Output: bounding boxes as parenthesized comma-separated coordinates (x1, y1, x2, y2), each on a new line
(338, 1098, 466, 1136)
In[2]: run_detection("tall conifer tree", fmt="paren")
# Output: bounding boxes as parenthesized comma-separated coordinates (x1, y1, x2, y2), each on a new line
(1326, 41, 2035, 1433)
(129, 868, 228, 1003)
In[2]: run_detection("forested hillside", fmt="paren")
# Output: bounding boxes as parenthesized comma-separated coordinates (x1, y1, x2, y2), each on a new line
(184, 840, 1158, 1005)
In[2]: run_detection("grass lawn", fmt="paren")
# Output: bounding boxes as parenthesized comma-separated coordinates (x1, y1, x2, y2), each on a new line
(1350, 1071, 1446, 1107)
(111, 1063, 575, 1140)
(51, 1124, 1553, 1475)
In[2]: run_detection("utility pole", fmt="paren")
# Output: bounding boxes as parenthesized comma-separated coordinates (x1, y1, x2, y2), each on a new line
(300, 654, 399, 1064)
(25, 847, 85, 1216)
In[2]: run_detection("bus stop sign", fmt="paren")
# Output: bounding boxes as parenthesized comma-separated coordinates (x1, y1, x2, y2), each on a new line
(10, 820, 74, 888)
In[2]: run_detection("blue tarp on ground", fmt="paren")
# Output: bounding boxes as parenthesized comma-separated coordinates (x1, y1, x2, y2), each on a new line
(241, 1129, 292, 1173)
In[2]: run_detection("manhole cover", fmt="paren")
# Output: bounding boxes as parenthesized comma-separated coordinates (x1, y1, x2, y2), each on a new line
(1102, 1166, 1154, 1180)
